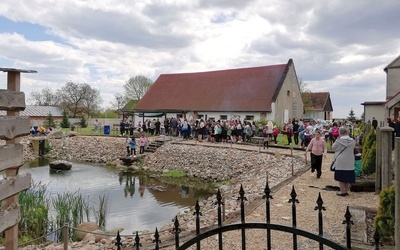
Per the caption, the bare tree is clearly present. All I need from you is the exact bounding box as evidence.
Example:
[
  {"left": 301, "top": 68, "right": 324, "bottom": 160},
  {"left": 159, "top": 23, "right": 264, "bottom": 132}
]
[
  {"left": 81, "top": 84, "right": 102, "bottom": 118},
  {"left": 28, "top": 87, "right": 59, "bottom": 106},
  {"left": 57, "top": 82, "right": 101, "bottom": 118},
  {"left": 123, "top": 75, "right": 153, "bottom": 100},
  {"left": 110, "top": 93, "right": 127, "bottom": 111}
]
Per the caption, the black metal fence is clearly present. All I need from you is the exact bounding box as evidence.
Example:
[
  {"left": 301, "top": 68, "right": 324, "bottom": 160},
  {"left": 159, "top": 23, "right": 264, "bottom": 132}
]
[{"left": 114, "top": 183, "right": 381, "bottom": 249}]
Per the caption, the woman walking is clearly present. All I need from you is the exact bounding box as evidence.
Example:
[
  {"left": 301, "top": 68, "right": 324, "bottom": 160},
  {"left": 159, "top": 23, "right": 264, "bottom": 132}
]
[
  {"left": 332, "top": 126, "right": 355, "bottom": 196},
  {"left": 304, "top": 129, "right": 327, "bottom": 178}
]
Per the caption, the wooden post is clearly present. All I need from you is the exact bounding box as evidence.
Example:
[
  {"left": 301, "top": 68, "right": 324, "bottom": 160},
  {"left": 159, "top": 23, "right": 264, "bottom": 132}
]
[
  {"left": 380, "top": 127, "right": 393, "bottom": 189},
  {"left": 63, "top": 223, "right": 69, "bottom": 250},
  {"left": 4, "top": 71, "right": 21, "bottom": 250},
  {"left": 395, "top": 138, "right": 400, "bottom": 250},
  {"left": 1, "top": 68, "right": 35, "bottom": 250},
  {"left": 375, "top": 127, "right": 382, "bottom": 194}
]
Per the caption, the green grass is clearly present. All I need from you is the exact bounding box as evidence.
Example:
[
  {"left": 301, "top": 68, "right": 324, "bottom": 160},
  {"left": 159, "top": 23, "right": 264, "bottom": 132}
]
[
  {"left": 163, "top": 169, "right": 186, "bottom": 178},
  {"left": 275, "top": 134, "right": 333, "bottom": 150}
]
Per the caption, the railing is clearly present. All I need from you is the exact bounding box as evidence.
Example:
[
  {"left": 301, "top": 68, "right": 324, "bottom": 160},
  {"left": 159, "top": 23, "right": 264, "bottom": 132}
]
[{"left": 18, "top": 183, "right": 382, "bottom": 250}]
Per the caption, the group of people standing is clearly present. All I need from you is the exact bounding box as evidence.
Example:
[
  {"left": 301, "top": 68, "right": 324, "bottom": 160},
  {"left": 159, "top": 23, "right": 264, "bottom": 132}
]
[{"left": 125, "top": 133, "right": 148, "bottom": 157}]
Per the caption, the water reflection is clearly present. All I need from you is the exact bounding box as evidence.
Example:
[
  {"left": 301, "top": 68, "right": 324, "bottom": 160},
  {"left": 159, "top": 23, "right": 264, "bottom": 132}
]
[{"left": 21, "top": 159, "right": 214, "bottom": 232}]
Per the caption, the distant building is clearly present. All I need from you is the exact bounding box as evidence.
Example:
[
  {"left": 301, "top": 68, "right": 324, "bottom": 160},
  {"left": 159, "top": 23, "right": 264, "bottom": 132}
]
[
  {"left": 0, "top": 105, "right": 63, "bottom": 126},
  {"left": 301, "top": 92, "right": 333, "bottom": 121},
  {"left": 134, "top": 59, "right": 304, "bottom": 125},
  {"left": 362, "top": 55, "right": 400, "bottom": 126}
]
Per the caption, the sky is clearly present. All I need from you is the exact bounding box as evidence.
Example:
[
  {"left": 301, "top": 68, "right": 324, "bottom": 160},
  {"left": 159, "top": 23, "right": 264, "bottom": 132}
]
[{"left": 0, "top": 0, "right": 399, "bottom": 119}]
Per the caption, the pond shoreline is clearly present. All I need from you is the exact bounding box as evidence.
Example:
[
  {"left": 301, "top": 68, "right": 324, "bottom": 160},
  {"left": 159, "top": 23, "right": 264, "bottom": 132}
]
[{"left": 17, "top": 135, "right": 307, "bottom": 248}]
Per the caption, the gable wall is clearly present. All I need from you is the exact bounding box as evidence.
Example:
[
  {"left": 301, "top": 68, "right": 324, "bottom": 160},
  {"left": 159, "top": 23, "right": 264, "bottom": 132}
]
[
  {"left": 274, "top": 64, "right": 304, "bottom": 125},
  {"left": 387, "top": 67, "right": 400, "bottom": 100}
]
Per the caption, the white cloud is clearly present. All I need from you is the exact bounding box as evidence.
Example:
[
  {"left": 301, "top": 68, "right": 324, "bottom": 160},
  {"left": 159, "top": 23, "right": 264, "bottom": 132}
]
[{"left": 0, "top": 0, "right": 399, "bottom": 119}]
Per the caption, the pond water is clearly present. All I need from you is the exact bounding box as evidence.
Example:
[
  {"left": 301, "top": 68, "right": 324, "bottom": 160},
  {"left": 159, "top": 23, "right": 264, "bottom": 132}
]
[{"left": 20, "top": 158, "right": 214, "bottom": 234}]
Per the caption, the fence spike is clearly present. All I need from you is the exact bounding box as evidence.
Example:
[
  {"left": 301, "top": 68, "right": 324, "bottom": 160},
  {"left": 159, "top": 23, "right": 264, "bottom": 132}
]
[
  {"left": 194, "top": 199, "right": 202, "bottom": 216},
  {"left": 154, "top": 227, "right": 161, "bottom": 249},
  {"left": 373, "top": 229, "right": 380, "bottom": 249},
  {"left": 314, "top": 192, "right": 326, "bottom": 211},
  {"left": 288, "top": 185, "right": 299, "bottom": 204},
  {"left": 263, "top": 181, "right": 273, "bottom": 200},
  {"left": 237, "top": 184, "right": 247, "bottom": 202},
  {"left": 134, "top": 231, "right": 141, "bottom": 249},
  {"left": 342, "top": 206, "right": 354, "bottom": 249},
  {"left": 115, "top": 231, "right": 122, "bottom": 250}
]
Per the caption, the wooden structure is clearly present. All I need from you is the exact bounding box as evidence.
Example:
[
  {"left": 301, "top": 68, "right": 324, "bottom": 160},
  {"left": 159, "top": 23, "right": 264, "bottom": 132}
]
[{"left": 0, "top": 68, "right": 36, "bottom": 249}]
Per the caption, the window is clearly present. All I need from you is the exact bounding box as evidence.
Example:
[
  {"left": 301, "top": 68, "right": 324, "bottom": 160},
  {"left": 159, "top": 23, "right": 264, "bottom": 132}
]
[
  {"left": 220, "top": 115, "right": 227, "bottom": 120},
  {"left": 287, "top": 90, "right": 290, "bottom": 96},
  {"left": 292, "top": 99, "right": 298, "bottom": 118},
  {"left": 245, "top": 115, "right": 254, "bottom": 121},
  {"left": 177, "top": 114, "right": 183, "bottom": 119}
]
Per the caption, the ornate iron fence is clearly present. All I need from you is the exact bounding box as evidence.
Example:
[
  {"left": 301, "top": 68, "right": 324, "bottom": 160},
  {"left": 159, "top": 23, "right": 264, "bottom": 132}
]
[{"left": 113, "top": 183, "right": 381, "bottom": 249}]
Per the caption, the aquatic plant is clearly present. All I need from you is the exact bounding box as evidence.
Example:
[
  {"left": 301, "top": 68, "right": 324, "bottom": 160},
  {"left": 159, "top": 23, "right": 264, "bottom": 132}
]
[{"left": 18, "top": 182, "right": 51, "bottom": 242}]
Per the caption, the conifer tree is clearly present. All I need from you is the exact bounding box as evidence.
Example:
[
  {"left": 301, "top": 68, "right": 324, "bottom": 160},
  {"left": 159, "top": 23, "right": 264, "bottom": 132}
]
[{"left": 60, "top": 111, "right": 70, "bottom": 128}]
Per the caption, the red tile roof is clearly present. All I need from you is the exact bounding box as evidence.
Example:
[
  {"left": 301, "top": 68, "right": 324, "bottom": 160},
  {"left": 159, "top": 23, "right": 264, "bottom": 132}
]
[{"left": 135, "top": 60, "right": 292, "bottom": 112}]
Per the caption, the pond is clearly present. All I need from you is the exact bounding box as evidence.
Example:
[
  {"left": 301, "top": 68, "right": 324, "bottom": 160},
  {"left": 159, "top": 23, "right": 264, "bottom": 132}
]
[{"left": 20, "top": 158, "right": 214, "bottom": 234}]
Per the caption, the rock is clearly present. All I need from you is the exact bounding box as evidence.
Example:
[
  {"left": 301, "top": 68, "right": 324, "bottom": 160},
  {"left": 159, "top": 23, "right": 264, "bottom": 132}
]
[
  {"left": 76, "top": 222, "right": 101, "bottom": 241},
  {"left": 49, "top": 160, "right": 72, "bottom": 170}
]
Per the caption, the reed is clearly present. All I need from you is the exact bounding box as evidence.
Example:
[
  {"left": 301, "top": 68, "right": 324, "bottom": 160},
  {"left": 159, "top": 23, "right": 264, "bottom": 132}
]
[
  {"left": 50, "top": 190, "right": 92, "bottom": 241},
  {"left": 18, "top": 182, "right": 50, "bottom": 242},
  {"left": 95, "top": 194, "right": 110, "bottom": 230}
]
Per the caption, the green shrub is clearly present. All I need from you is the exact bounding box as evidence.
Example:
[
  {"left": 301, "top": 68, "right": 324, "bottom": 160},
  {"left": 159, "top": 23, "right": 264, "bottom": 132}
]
[
  {"left": 59, "top": 111, "right": 70, "bottom": 128},
  {"left": 79, "top": 117, "right": 87, "bottom": 128},
  {"left": 361, "top": 129, "right": 376, "bottom": 174},
  {"left": 374, "top": 185, "right": 395, "bottom": 244}
]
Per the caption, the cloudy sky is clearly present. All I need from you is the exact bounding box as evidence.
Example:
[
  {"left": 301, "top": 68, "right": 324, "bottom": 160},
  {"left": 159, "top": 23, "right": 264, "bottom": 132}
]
[{"left": 0, "top": 0, "right": 399, "bottom": 119}]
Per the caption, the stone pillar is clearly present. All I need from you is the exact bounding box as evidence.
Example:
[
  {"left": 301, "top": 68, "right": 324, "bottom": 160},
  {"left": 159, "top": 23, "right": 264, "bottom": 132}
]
[
  {"left": 395, "top": 138, "right": 400, "bottom": 250},
  {"left": 365, "top": 123, "right": 372, "bottom": 136},
  {"left": 380, "top": 127, "right": 394, "bottom": 189},
  {"left": 375, "top": 127, "right": 382, "bottom": 194}
]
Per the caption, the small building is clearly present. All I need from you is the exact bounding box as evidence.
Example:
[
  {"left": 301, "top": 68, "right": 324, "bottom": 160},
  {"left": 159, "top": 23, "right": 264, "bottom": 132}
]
[
  {"left": 362, "top": 54, "right": 400, "bottom": 125},
  {"left": 0, "top": 105, "right": 64, "bottom": 126},
  {"left": 301, "top": 92, "right": 333, "bottom": 121},
  {"left": 134, "top": 59, "right": 304, "bottom": 125}
]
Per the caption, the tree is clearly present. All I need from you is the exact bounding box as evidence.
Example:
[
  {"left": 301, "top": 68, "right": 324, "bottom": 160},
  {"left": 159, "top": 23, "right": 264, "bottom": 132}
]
[
  {"left": 123, "top": 75, "right": 153, "bottom": 101},
  {"left": 44, "top": 113, "right": 56, "bottom": 128},
  {"left": 28, "top": 87, "right": 59, "bottom": 106},
  {"left": 81, "top": 84, "right": 102, "bottom": 118},
  {"left": 57, "top": 82, "right": 101, "bottom": 118},
  {"left": 60, "top": 111, "right": 70, "bottom": 128},
  {"left": 110, "top": 93, "right": 127, "bottom": 111},
  {"left": 298, "top": 78, "right": 310, "bottom": 93},
  {"left": 79, "top": 117, "right": 87, "bottom": 128},
  {"left": 347, "top": 108, "right": 356, "bottom": 122}
]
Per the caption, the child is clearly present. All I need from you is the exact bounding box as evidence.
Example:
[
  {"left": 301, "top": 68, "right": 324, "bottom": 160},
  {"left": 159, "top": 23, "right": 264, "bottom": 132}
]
[
  {"left": 354, "top": 147, "right": 362, "bottom": 177},
  {"left": 125, "top": 134, "right": 132, "bottom": 156},
  {"left": 130, "top": 137, "right": 137, "bottom": 157},
  {"left": 272, "top": 126, "right": 279, "bottom": 144},
  {"left": 139, "top": 133, "right": 147, "bottom": 155},
  {"left": 304, "top": 130, "right": 327, "bottom": 178}
]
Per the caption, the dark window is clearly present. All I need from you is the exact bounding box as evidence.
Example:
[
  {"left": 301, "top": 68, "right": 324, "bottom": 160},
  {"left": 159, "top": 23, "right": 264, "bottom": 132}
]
[
  {"left": 220, "top": 115, "right": 227, "bottom": 120},
  {"left": 245, "top": 115, "right": 254, "bottom": 121}
]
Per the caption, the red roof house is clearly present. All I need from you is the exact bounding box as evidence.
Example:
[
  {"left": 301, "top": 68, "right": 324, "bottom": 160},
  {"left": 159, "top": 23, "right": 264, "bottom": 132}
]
[
  {"left": 301, "top": 92, "right": 333, "bottom": 121},
  {"left": 135, "top": 59, "right": 304, "bottom": 125}
]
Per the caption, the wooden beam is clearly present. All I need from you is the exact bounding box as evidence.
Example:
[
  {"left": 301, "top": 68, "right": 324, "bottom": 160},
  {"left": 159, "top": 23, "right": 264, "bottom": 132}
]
[
  {"left": 0, "top": 203, "right": 20, "bottom": 233},
  {"left": 0, "top": 117, "right": 30, "bottom": 140},
  {"left": 0, "top": 90, "right": 25, "bottom": 111},
  {"left": 0, "top": 144, "right": 24, "bottom": 171},
  {"left": 0, "top": 173, "right": 31, "bottom": 201}
]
